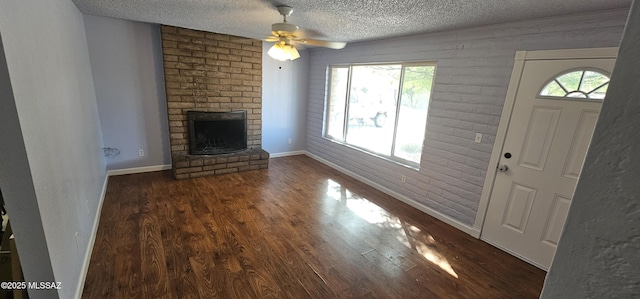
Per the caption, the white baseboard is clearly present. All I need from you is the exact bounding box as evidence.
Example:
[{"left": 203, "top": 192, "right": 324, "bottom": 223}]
[
  {"left": 77, "top": 165, "right": 169, "bottom": 296},
  {"left": 75, "top": 173, "right": 109, "bottom": 299},
  {"left": 269, "top": 150, "right": 306, "bottom": 158},
  {"left": 304, "top": 151, "right": 481, "bottom": 238},
  {"left": 107, "top": 164, "right": 172, "bottom": 176}
]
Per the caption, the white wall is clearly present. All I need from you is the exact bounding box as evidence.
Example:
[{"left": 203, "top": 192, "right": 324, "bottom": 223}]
[
  {"left": 541, "top": 3, "right": 640, "bottom": 298},
  {"left": 0, "top": 34, "right": 57, "bottom": 299},
  {"left": 0, "top": 0, "right": 106, "bottom": 298},
  {"left": 84, "top": 15, "right": 171, "bottom": 170},
  {"left": 262, "top": 43, "right": 309, "bottom": 155},
  {"left": 305, "top": 10, "right": 628, "bottom": 228}
]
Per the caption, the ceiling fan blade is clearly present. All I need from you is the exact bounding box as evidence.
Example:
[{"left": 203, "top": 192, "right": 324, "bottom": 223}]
[
  {"left": 294, "top": 28, "right": 325, "bottom": 39},
  {"left": 290, "top": 40, "right": 307, "bottom": 50},
  {"left": 266, "top": 5, "right": 344, "bottom": 53},
  {"left": 300, "top": 38, "right": 346, "bottom": 50}
]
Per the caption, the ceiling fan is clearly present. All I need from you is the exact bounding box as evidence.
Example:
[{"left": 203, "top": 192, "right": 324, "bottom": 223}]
[{"left": 265, "top": 5, "right": 347, "bottom": 61}]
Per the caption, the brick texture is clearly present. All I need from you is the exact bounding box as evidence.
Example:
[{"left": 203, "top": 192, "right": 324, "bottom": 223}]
[
  {"left": 161, "top": 25, "right": 268, "bottom": 179},
  {"left": 304, "top": 10, "right": 627, "bottom": 226}
]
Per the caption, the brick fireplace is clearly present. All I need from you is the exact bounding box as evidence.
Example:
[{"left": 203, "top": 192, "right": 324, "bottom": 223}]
[{"left": 161, "top": 25, "right": 269, "bottom": 179}]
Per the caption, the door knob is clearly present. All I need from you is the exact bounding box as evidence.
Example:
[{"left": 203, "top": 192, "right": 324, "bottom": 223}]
[{"left": 498, "top": 164, "right": 509, "bottom": 172}]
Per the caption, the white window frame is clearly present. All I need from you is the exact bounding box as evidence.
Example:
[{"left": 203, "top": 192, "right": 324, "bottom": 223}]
[
  {"left": 323, "top": 62, "right": 437, "bottom": 169},
  {"left": 537, "top": 67, "right": 611, "bottom": 101}
]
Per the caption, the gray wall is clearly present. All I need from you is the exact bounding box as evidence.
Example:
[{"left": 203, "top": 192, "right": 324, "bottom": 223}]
[
  {"left": 84, "top": 15, "right": 171, "bottom": 170},
  {"left": 262, "top": 43, "right": 309, "bottom": 155},
  {"left": 0, "top": 0, "right": 107, "bottom": 298},
  {"left": 541, "top": 4, "right": 640, "bottom": 298},
  {"left": 84, "top": 16, "right": 309, "bottom": 168},
  {"left": 305, "top": 10, "right": 628, "bottom": 227}
]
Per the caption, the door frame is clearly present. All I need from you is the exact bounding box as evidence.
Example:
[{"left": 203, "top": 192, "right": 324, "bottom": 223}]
[{"left": 474, "top": 47, "right": 619, "bottom": 234}]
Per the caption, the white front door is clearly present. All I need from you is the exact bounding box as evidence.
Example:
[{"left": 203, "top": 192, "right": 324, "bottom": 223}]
[{"left": 481, "top": 54, "right": 615, "bottom": 270}]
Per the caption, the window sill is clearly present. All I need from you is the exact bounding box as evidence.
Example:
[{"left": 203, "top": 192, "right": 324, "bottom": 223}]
[{"left": 322, "top": 136, "right": 421, "bottom": 171}]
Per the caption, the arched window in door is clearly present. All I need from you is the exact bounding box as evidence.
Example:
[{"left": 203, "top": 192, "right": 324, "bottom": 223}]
[{"left": 539, "top": 69, "right": 610, "bottom": 100}]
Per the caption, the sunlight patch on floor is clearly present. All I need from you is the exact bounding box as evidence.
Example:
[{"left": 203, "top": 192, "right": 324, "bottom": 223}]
[{"left": 326, "top": 179, "right": 459, "bottom": 278}]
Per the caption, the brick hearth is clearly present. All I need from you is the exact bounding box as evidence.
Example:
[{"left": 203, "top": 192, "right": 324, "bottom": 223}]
[{"left": 161, "top": 25, "right": 268, "bottom": 179}]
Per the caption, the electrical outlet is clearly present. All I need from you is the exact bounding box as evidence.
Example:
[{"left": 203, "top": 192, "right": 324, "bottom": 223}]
[
  {"left": 75, "top": 232, "right": 80, "bottom": 251},
  {"left": 288, "top": 138, "right": 292, "bottom": 144},
  {"left": 401, "top": 175, "right": 406, "bottom": 183},
  {"left": 475, "top": 133, "right": 483, "bottom": 143},
  {"left": 138, "top": 149, "right": 144, "bottom": 157}
]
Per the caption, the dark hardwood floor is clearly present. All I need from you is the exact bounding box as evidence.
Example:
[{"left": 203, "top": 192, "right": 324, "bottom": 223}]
[{"left": 82, "top": 155, "right": 545, "bottom": 298}]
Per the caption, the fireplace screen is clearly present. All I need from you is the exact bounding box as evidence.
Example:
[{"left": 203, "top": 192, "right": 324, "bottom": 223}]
[{"left": 187, "top": 111, "right": 247, "bottom": 155}]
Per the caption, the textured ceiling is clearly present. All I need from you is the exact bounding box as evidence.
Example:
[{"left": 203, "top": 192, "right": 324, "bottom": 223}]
[{"left": 73, "top": 0, "right": 631, "bottom": 44}]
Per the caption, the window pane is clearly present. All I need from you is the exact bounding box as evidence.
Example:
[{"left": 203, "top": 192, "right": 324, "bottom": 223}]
[
  {"left": 580, "top": 71, "right": 609, "bottom": 93},
  {"left": 589, "top": 83, "right": 608, "bottom": 99},
  {"left": 346, "top": 65, "right": 401, "bottom": 155},
  {"left": 394, "top": 66, "right": 434, "bottom": 163},
  {"left": 326, "top": 67, "right": 349, "bottom": 140},
  {"left": 556, "top": 71, "right": 582, "bottom": 92},
  {"left": 566, "top": 91, "right": 588, "bottom": 98},
  {"left": 540, "top": 81, "right": 566, "bottom": 97}
]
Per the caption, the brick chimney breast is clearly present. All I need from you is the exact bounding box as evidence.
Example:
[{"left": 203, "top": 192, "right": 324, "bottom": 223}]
[{"left": 161, "top": 25, "right": 268, "bottom": 179}]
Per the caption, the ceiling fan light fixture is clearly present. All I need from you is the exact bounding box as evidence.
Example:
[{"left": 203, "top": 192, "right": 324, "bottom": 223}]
[
  {"left": 268, "top": 42, "right": 300, "bottom": 61},
  {"left": 265, "top": 5, "right": 346, "bottom": 60}
]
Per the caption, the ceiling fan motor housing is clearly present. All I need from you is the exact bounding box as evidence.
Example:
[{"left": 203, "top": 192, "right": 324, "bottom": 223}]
[
  {"left": 272, "top": 22, "right": 298, "bottom": 34},
  {"left": 277, "top": 5, "right": 294, "bottom": 17}
]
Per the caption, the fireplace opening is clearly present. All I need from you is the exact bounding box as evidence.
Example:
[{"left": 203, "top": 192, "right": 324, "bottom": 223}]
[{"left": 187, "top": 111, "right": 247, "bottom": 155}]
